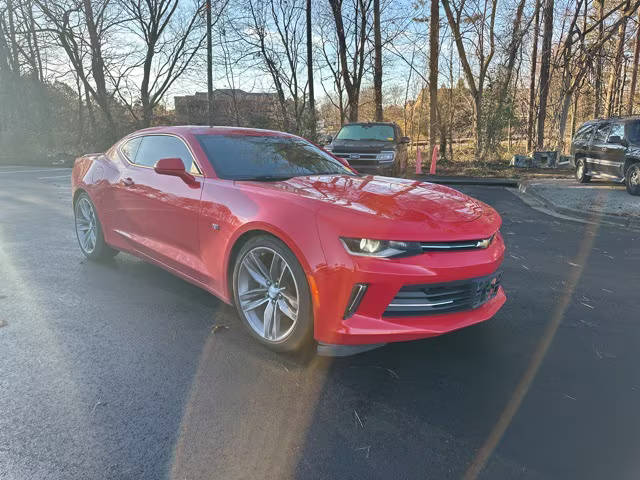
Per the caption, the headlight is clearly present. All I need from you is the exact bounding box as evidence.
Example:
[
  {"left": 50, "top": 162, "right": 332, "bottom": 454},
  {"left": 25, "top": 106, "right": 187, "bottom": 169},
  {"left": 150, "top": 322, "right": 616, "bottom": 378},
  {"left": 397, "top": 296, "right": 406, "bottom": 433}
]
[
  {"left": 340, "top": 237, "right": 421, "bottom": 258},
  {"left": 376, "top": 151, "right": 395, "bottom": 162}
]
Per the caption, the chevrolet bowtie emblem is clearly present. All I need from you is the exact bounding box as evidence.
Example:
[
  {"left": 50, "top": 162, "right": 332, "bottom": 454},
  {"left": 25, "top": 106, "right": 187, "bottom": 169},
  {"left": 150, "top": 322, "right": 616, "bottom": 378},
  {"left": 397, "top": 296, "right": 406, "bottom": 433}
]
[{"left": 476, "top": 237, "right": 491, "bottom": 248}]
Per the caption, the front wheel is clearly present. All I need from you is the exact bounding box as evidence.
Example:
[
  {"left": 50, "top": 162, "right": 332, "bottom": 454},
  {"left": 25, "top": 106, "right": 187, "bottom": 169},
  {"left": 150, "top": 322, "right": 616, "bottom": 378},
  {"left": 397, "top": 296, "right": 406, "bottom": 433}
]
[
  {"left": 232, "top": 235, "right": 313, "bottom": 352},
  {"left": 74, "top": 192, "right": 118, "bottom": 260},
  {"left": 575, "top": 158, "right": 590, "bottom": 183},
  {"left": 626, "top": 163, "right": 640, "bottom": 195}
]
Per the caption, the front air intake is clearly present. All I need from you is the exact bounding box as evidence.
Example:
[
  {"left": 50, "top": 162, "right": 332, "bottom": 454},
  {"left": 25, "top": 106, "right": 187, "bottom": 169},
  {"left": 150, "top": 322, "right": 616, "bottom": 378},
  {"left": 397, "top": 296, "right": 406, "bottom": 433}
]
[{"left": 343, "top": 283, "right": 368, "bottom": 319}]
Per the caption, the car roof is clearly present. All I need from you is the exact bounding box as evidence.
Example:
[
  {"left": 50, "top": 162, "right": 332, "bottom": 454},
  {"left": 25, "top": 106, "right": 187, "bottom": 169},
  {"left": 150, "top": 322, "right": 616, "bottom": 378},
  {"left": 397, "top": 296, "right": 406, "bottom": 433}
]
[
  {"left": 129, "top": 125, "right": 299, "bottom": 138},
  {"left": 341, "top": 122, "right": 398, "bottom": 127},
  {"left": 592, "top": 116, "right": 640, "bottom": 124}
]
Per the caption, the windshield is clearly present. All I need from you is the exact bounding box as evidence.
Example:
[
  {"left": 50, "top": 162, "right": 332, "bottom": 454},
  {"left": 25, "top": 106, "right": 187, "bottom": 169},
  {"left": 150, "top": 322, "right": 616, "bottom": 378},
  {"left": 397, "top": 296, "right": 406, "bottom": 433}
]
[
  {"left": 196, "top": 134, "right": 355, "bottom": 180},
  {"left": 625, "top": 120, "right": 640, "bottom": 143},
  {"left": 335, "top": 124, "right": 395, "bottom": 142}
]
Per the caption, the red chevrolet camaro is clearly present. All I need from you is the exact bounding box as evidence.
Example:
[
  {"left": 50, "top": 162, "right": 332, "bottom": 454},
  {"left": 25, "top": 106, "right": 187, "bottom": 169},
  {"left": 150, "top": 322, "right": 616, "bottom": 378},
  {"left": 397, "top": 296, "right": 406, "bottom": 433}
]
[{"left": 72, "top": 126, "right": 505, "bottom": 355}]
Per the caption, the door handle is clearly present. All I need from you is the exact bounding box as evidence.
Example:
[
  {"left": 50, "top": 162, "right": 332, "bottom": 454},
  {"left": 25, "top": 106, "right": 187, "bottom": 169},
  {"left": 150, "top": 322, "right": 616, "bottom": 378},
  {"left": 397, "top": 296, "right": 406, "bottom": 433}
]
[{"left": 122, "top": 177, "right": 134, "bottom": 186}]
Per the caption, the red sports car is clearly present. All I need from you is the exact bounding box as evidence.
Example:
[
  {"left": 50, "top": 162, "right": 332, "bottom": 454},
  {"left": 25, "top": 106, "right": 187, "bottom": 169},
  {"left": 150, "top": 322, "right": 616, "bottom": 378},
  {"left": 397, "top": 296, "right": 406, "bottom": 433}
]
[{"left": 72, "top": 126, "right": 505, "bottom": 355}]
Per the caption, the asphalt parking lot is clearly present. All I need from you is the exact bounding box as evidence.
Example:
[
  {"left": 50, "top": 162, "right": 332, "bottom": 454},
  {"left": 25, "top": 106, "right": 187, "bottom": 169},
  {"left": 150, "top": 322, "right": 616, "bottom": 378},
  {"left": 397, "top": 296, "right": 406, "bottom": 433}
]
[{"left": 1, "top": 166, "right": 639, "bottom": 480}]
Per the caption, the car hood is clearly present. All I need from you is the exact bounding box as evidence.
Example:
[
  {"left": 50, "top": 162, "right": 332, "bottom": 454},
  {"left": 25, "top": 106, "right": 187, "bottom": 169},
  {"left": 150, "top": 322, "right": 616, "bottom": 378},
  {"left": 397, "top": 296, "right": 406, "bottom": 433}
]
[
  {"left": 243, "top": 175, "right": 500, "bottom": 240},
  {"left": 330, "top": 139, "right": 395, "bottom": 153}
]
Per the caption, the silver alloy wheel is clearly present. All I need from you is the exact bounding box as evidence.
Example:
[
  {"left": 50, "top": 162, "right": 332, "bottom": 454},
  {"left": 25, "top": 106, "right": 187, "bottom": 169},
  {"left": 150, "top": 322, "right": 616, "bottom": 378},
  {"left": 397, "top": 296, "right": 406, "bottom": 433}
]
[
  {"left": 75, "top": 197, "right": 97, "bottom": 254},
  {"left": 577, "top": 161, "right": 584, "bottom": 179},
  {"left": 237, "top": 246, "right": 299, "bottom": 342},
  {"left": 630, "top": 166, "right": 640, "bottom": 186}
]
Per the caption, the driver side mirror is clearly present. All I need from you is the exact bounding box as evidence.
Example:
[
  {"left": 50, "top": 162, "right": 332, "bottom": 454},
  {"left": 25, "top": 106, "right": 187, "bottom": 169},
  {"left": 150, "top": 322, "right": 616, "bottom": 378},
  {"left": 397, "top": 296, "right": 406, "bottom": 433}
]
[
  {"left": 400, "top": 136, "right": 411, "bottom": 144},
  {"left": 154, "top": 158, "right": 199, "bottom": 188},
  {"left": 608, "top": 135, "right": 627, "bottom": 146}
]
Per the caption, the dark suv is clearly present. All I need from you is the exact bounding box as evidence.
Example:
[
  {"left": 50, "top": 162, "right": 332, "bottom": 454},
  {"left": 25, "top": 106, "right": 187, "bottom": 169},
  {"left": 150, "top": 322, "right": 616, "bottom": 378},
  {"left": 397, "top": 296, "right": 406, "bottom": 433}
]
[
  {"left": 324, "top": 122, "right": 410, "bottom": 176},
  {"left": 570, "top": 116, "right": 640, "bottom": 195}
]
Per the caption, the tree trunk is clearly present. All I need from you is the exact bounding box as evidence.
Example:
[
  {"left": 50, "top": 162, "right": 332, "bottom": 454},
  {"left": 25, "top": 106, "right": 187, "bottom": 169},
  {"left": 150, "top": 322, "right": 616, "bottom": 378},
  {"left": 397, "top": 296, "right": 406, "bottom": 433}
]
[
  {"left": 606, "top": 0, "right": 630, "bottom": 117},
  {"left": 306, "top": 0, "right": 316, "bottom": 139},
  {"left": 594, "top": 0, "right": 605, "bottom": 117},
  {"left": 628, "top": 10, "right": 640, "bottom": 115},
  {"left": 6, "top": 0, "right": 19, "bottom": 72},
  {"left": 428, "top": 0, "right": 439, "bottom": 159},
  {"left": 329, "top": 0, "right": 360, "bottom": 122},
  {"left": 571, "top": 92, "right": 578, "bottom": 139},
  {"left": 557, "top": 91, "right": 572, "bottom": 154},
  {"left": 527, "top": 0, "right": 541, "bottom": 152},
  {"left": 536, "top": 0, "right": 554, "bottom": 149},
  {"left": 373, "top": 0, "right": 383, "bottom": 121},
  {"left": 82, "top": 0, "right": 116, "bottom": 138},
  {"left": 206, "top": 0, "right": 214, "bottom": 126},
  {"left": 473, "top": 95, "right": 483, "bottom": 158}
]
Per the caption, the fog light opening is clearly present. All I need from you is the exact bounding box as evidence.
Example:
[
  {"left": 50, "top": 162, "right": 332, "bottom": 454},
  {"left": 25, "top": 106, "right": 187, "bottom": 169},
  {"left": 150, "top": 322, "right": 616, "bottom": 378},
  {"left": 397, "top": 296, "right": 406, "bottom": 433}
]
[{"left": 344, "top": 283, "right": 368, "bottom": 319}]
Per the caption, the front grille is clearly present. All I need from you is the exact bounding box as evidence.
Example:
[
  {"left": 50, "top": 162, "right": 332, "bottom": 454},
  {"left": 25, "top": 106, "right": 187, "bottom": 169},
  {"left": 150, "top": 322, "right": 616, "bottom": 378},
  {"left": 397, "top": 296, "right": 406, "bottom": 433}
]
[
  {"left": 383, "top": 271, "right": 502, "bottom": 317},
  {"left": 420, "top": 235, "right": 495, "bottom": 252},
  {"left": 334, "top": 152, "right": 379, "bottom": 166}
]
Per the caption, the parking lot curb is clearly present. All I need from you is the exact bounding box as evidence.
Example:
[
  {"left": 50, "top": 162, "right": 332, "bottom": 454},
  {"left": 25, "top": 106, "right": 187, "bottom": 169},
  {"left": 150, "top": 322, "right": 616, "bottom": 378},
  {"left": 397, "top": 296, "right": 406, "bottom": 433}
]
[
  {"left": 517, "top": 180, "right": 640, "bottom": 231},
  {"left": 416, "top": 175, "right": 519, "bottom": 187}
]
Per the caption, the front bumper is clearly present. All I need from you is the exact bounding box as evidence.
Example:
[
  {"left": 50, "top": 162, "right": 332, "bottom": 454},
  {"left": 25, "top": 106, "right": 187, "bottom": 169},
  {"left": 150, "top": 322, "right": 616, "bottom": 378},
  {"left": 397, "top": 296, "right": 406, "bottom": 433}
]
[
  {"left": 311, "top": 233, "right": 506, "bottom": 345},
  {"left": 353, "top": 163, "right": 394, "bottom": 175}
]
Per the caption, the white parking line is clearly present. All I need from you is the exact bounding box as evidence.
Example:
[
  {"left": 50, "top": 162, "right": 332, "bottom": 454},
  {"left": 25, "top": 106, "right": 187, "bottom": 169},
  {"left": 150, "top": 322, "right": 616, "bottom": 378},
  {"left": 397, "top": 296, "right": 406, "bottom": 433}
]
[
  {"left": 0, "top": 168, "right": 70, "bottom": 174},
  {"left": 38, "top": 174, "right": 72, "bottom": 179}
]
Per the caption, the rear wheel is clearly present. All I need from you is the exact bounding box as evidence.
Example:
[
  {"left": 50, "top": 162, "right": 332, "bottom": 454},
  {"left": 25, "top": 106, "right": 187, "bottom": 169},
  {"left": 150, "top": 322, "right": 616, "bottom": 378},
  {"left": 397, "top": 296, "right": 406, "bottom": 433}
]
[
  {"left": 575, "top": 158, "right": 590, "bottom": 183},
  {"left": 626, "top": 163, "right": 640, "bottom": 195},
  {"left": 74, "top": 192, "right": 118, "bottom": 260},
  {"left": 232, "top": 235, "right": 313, "bottom": 352}
]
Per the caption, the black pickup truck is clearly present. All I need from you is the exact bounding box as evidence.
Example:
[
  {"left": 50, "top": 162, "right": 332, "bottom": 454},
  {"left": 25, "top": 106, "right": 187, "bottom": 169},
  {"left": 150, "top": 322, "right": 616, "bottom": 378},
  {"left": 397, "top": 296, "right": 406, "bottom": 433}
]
[
  {"left": 324, "top": 122, "right": 410, "bottom": 176},
  {"left": 570, "top": 116, "right": 640, "bottom": 195}
]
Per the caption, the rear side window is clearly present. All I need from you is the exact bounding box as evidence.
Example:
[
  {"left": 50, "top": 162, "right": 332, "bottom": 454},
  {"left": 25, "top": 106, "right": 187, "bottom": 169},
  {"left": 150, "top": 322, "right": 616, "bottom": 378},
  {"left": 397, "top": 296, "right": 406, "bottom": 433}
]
[
  {"left": 574, "top": 124, "right": 595, "bottom": 142},
  {"left": 592, "top": 123, "right": 610, "bottom": 144},
  {"left": 120, "top": 137, "right": 142, "bottom": 162},
  {"left": 135, "top": 135, "right": 200, "bottom": 174}
]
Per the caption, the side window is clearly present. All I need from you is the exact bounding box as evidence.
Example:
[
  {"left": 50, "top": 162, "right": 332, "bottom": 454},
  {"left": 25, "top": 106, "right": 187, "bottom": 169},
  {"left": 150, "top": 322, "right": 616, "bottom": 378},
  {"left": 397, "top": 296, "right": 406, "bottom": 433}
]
[
  {"left": 608, "top": 123, "right": 624, "bottom": 141},
  {"left": 135, "top": 135, "right": 199, "bottom": 174},
  {"left": 592, "top": 123, "right": 610, "bottom": 144},
  {"left": 120, "top": 137, "right": 142, "bottom": 162},
  {"left": 575, "top": 124, "right": 594, "bottom": 142}
]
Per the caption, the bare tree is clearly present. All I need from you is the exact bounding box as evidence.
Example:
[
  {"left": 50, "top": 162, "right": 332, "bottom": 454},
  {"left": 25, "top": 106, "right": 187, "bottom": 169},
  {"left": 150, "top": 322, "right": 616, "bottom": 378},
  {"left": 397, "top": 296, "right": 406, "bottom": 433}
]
[
  {"left": 243, "top": 0, "right": 308, "bottom": 133},
  {"left": 329, "top": 0, "right": 373, "bottom": 122},
  {"left": 527, "top": 0, "right": 541, "bottom": 151},
  {"left": 118, "top": 0, "right": 209, "bottom": 127},
  {"left": 428, "top": 0, "right": 438, "bottom": 158},
  {"left": 536, "top": 0, "right": 554, "bottom": 148},
  {"left": 34, "top": 0, "right": 122, "bottom": 140},
  {"left": 628, "top": 9, "right": 640, "bottom": 114},
  {"left": 606, "top": 0, "right": 631, "bottom": 117},
  {"left": 441, "top": 0, "right": 498, "bottom": 159},
  {"left": 306, "top": 0, "right": 316, "bottom": 138},
  {"left": 372, "top": 0, "right": 382, "bottom": 121}
]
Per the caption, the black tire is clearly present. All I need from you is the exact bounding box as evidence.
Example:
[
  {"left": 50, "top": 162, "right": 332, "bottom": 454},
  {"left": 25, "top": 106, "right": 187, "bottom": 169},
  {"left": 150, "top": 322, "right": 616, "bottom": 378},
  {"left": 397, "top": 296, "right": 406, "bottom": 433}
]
[
  {"left": 74, "top": 192, "right": 118, "bottom": 260},
  {"left": 626, "top": 163, "right": 640, "bottom": 195},
  {"left": 575, "top": 158, "right": 591, "bottom": 183},
  {"left": 232, "top": 234, "right": 313, "bottom": 352}
]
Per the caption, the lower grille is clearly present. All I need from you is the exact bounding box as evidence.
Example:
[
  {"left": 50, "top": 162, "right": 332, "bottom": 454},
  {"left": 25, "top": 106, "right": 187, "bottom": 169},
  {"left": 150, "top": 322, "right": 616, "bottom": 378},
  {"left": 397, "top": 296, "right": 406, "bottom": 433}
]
[
  {"left": 383, "top": 271, "right": 502, "bottom": 317},
  {"left": 334, "top": 152, "right": 380, "bottom": 167}
]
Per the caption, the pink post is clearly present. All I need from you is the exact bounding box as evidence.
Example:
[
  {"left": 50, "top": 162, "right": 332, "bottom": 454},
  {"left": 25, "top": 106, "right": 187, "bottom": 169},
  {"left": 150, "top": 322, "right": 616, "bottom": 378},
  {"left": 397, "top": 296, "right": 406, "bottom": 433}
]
[
  {"left": 415, "top": 148, "right": 423, "bottom": 175},
  {"left": 430, "top": 145, "right": 439, "bottom": 175}
]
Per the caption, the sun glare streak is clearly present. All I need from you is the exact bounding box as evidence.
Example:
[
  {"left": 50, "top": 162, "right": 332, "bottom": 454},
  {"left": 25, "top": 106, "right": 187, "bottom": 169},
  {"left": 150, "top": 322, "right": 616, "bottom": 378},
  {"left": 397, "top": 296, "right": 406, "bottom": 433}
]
[
  {"left": 169, "top": 332, "right": 331, "bottom": 479},
  {"left": 0, "top": 225, "right": 106, "bottom": 470},
  {"left": 463, "top": 200, "right": 604, "bottom": 479}
]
